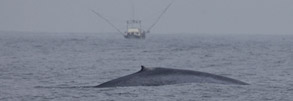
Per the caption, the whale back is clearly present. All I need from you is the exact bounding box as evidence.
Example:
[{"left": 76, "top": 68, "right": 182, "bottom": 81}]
[{"left": 96, "top": 66, "right": 248, "bottom": 88}]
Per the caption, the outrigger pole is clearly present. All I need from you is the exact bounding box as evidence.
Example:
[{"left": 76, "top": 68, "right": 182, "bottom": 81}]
[
  {"left": 91, "top": 1, "right": 174, "bottom": 37},
  {"left": 90, "top": 10, "right": 124, "bottom": 35},
  {"left": 147, "top": 1, "right": 174, "bottom": 33}
]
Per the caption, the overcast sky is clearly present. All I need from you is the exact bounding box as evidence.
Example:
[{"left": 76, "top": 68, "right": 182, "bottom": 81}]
[{"left": 0, "top": 0, "right": 292, "bottom": 34}]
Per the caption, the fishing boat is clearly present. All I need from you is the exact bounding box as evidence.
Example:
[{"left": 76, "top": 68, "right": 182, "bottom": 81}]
[
  {"left": 124, "top": 20, "right": 145, "bottom": 39},
  {"left": 91, "top": 1, "right": 173, "bottom": 39}
]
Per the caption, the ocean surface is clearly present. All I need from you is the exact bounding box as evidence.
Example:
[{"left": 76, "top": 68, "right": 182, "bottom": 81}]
[{"left": 0, "top": 31, "right": 293, "bottom": 101}]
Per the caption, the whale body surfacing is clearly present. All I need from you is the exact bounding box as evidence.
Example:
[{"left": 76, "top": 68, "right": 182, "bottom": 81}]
[{"left": 96, "top": 66, "right": 249, "bottom": 88}]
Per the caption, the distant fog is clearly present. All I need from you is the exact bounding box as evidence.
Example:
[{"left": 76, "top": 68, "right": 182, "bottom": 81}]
[{"left": 0, "top": 0, "right": 293, "bottom": 34}]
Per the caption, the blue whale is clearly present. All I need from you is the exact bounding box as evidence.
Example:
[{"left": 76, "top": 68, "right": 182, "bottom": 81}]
[{"left": 96, "top": 66, "right": 249, "bottom": 88}]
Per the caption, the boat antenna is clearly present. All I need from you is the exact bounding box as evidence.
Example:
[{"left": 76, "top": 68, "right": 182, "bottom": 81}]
[
  {"left": 90, "top": 9, "right": 124, "bottom": 35},
  {"left": 147, "top": 1, "right": 174, "bottom": 33}
]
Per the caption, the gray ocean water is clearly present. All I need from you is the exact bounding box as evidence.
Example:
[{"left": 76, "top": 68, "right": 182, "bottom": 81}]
[{"left": 0, "top": 31, "right": 293, "bottom": 101}]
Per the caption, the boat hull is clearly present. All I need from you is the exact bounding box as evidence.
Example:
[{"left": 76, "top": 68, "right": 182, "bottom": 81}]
[{"left": 124, "top": 34, "right": 145, "bottom": 39}]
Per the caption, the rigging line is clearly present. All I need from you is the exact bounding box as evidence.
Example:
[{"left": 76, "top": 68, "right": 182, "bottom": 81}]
[
  {"left": 90, "top": 9, "right": 124, "bottom": 35},
  {"left": 147, "top": 1, "right": 174, "bottom": 32}
]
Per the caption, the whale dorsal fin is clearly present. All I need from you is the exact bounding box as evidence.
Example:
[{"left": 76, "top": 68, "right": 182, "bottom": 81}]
[
  {"left": 139, "top": 65, "right": 157, "bottom": 72},
  {"left": 140, "top": 65, "right": 151, "bottom": 72},
  {"left": 141, "top": 65, "right": 146, "bottom": 71}
]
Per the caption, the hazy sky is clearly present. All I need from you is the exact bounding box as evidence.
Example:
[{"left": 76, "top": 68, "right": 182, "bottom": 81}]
[{"left": 0, "top": 0, "right": 292, "bottom": 34}]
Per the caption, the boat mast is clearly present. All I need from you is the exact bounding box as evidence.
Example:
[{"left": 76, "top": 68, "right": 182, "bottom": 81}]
[{"left": 131, "top": 0, "right": 135, "bottom": 20}]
